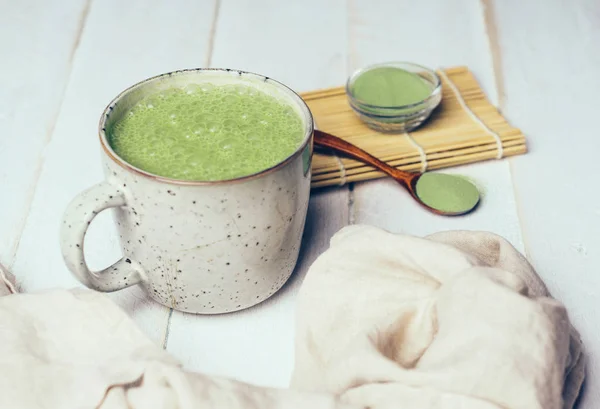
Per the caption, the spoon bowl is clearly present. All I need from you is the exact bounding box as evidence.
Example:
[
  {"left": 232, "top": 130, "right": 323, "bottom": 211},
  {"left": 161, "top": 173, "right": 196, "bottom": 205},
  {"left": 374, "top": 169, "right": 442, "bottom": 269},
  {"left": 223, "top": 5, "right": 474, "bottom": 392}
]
[{"left": 313, "top": 130, "right": 480, "bottom": 216}]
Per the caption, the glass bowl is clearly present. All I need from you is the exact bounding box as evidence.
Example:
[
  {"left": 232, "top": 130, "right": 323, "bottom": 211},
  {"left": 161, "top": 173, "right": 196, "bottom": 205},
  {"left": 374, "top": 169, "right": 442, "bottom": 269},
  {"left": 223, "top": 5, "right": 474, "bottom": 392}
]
[{"left": 346, "top": 62, "right": 442, "bottom": 133}]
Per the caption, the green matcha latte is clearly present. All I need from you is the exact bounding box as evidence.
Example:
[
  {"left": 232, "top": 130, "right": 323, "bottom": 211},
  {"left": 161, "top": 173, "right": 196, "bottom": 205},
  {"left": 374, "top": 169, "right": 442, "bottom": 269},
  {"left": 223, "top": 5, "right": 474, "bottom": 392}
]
[{"left": 107, "top": 81, "right": 305, "bottom": 181}]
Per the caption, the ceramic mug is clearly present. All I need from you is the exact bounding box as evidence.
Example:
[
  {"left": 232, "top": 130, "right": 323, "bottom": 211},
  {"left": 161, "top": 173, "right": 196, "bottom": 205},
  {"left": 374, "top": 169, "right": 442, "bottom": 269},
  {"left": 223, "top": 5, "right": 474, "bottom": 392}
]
[{"left": 60, "top": 69, "right": 314, "bottom": 314}]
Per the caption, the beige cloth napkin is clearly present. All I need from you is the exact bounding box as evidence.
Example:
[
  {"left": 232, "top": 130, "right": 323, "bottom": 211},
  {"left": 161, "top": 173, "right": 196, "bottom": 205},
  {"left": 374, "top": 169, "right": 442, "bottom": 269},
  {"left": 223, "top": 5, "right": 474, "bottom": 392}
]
[
  {"left": 292, "top": 226, "right": 584, "bottom": 409},
  {"left": 0, "top": 226, "right": 584, "bottom": 409}
]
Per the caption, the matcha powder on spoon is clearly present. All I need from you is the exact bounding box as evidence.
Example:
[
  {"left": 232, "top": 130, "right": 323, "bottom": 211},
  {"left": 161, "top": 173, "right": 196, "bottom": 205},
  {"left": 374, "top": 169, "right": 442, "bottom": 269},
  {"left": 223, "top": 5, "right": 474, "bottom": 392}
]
[{"left": 415, "top": 173, "right": 480, "bottom": 214}]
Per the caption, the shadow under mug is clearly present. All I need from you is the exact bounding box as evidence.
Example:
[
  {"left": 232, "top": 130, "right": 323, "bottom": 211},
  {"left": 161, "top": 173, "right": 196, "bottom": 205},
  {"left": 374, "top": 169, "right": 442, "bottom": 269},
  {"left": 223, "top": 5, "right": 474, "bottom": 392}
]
[{"left": 60, "top": 68, "right": 314, "bottom": 314}]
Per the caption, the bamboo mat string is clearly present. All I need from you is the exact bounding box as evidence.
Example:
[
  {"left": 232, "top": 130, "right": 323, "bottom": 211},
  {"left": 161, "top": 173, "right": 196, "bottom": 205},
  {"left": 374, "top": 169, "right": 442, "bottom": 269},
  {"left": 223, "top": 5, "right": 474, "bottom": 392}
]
[
  {"left": 438, "top": 68, "right": 504, "bottom": 159},
  {"left": 333, "top": 153, "right": 347, "bottom": 186},
  {"left": 404, "top": 131, "right": 428, "bottom": 172}
]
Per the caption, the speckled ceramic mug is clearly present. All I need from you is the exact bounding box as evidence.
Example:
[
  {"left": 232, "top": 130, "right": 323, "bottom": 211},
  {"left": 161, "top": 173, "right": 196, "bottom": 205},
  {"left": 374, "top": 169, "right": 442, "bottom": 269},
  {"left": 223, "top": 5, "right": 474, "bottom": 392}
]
[{"left": 60, "top": 69, "right": 313, "bottom": 314}]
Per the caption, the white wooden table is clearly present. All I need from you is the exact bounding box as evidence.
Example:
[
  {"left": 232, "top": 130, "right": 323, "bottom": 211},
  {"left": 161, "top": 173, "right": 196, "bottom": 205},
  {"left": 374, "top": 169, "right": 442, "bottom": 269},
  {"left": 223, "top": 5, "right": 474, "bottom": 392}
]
[{"left": 2, "top": 0, "right": 598, "bottom": 406}]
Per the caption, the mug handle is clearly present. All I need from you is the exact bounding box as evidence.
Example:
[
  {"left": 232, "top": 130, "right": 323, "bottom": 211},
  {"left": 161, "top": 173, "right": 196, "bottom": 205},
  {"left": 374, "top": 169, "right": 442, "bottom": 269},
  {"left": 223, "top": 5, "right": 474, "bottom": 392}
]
[{"left": 60, "top": 181, "right": 145, "bottom": 291}]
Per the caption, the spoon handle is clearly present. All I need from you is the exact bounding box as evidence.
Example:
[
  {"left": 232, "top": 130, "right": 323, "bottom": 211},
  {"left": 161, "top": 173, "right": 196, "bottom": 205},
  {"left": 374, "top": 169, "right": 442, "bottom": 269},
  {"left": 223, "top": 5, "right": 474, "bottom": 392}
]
[{"left": 313, "top": 130, "right": 415, "bottom": 186}]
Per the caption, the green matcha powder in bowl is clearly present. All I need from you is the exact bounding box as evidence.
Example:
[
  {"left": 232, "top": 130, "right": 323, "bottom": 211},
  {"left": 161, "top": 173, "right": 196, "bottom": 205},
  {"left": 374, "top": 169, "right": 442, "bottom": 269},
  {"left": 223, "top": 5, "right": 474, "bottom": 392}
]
[{"left": 346, "top": 62, "right": 442, "bottom": 133}]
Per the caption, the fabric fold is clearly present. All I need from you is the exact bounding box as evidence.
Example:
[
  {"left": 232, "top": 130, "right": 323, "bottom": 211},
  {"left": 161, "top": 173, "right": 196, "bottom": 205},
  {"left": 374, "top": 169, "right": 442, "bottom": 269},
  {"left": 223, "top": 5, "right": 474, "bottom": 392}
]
[
  {"left": 0, "top": 226, "right": 584, "bottom": 409},
  {"left": 291, "top": 226, "right": 585, "bottom": 409}
]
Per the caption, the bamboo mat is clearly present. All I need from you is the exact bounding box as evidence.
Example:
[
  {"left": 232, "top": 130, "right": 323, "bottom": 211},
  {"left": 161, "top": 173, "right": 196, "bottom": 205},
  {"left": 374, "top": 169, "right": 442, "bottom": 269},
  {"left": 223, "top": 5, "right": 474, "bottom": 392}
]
[{"left": 301, "top": 66, "right": 527, "bottom": 188}]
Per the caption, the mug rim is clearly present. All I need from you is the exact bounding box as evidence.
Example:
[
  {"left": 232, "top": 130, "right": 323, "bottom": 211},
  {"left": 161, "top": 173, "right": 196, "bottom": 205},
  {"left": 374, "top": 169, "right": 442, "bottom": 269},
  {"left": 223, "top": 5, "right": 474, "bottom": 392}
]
[{"left": 98, "top": 68, "right": 314, "bottom": 186}]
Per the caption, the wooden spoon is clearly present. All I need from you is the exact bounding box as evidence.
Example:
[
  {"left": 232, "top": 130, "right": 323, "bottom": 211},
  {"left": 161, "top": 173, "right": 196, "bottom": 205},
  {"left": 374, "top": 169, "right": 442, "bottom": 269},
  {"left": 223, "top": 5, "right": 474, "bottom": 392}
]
[{"left": 313, "top": 129, "right": 479, "bottom": 216}]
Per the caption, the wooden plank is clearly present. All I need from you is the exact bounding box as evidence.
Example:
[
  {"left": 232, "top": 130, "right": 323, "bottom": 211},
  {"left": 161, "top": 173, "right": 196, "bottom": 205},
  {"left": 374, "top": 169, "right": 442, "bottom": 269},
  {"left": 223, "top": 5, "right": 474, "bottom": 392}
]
[
  {"left": 0, "top": 0, "right": 89, "bottom": 266},
  {"left": 165, "top": 0, "right": 350, "bottom": 387},
  {"left": 347, "top": 0, "right": 499, "bottom": 102},
  {"left": 349, "top": 0, "right": 524, "bottom": 250},
  {"left": 10, "top": 0, "right": 218, "bottom": 345},
  {"left": 492, "top": 0, "right": 600, "bottom": 406},
  {"left": 353, "top": 161, "right": 524, "bottom": 251}
]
